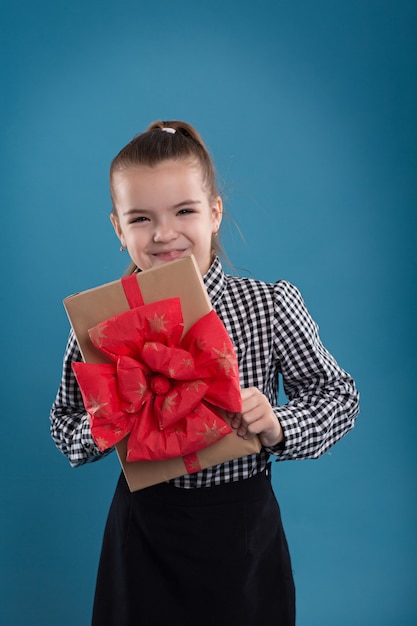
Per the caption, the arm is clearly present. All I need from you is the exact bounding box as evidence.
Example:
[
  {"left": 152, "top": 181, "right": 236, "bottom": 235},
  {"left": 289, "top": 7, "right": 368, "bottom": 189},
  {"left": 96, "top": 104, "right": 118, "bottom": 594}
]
[
  {"left": 49, "top": 329, "right": 113, "bottom": 467},
  {"left": 231, "top": 281, "right": 359, "bottom": 459},
  {"left": 270, "top": 280, "right": 359, "bottom": 460}
]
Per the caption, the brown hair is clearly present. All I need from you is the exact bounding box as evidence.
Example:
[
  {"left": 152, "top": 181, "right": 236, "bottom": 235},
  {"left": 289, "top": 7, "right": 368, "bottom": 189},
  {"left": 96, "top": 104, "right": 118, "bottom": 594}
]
[
  {"left": 110, "top": 120, "right": 224, "bottom": 273},
  {"left": 110, "top": 120, "right": 219, "bottom": 208}
]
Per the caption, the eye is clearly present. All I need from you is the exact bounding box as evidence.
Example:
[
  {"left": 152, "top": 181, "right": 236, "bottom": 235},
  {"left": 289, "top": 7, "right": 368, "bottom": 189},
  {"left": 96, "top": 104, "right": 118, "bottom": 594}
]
[
  {"left": 129, "top": 216, "right": 149, "bottom": 224},
  {"left": 177, "top": 208, "right": 194, "bottom": 216}
]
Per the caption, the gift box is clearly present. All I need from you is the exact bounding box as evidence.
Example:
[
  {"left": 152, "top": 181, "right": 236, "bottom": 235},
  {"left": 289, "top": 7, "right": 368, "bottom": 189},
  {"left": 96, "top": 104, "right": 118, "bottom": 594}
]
[{"left": 64, "top": 256, "right": 261, "bottom": 491}]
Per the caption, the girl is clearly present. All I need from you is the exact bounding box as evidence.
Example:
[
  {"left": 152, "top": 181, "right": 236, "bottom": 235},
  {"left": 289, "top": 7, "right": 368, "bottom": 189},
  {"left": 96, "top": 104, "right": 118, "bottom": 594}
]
[{"left": 50, "top": 120, "right": 359, "bottom": 626}]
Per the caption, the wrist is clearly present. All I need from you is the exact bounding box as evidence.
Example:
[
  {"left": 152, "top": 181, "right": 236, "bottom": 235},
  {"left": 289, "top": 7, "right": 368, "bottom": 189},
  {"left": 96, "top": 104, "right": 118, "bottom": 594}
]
[{"left": 260, "top": 421, "right": 284, "bottom": 448}]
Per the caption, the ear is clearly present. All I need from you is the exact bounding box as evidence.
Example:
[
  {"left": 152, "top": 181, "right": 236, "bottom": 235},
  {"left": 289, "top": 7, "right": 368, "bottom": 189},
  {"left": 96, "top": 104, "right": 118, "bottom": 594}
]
[
  {"left": 110, "top": 212, "right": 125, "bottom": 246},
  {"left": 212, "top": 196, "right": 223, "bottom": 234}
]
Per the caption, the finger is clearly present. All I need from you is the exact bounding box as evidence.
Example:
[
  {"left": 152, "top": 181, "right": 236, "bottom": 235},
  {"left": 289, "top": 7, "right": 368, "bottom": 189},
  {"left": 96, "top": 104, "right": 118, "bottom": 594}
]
[
  {"left": 240, "top": 387, "right": 257, "bottom": 404},
  {"left": 238, "top": 415, "right": 263, "bottom": 438},
  {"left": 241, "top": 399, "right": 268, "bottom": 425}
]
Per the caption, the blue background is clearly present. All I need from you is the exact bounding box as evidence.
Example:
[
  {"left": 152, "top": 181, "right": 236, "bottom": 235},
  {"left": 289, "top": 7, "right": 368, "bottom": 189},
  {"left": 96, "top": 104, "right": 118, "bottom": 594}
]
[{"left": 1, "top": 1, "right": 416, "bottom": 624}]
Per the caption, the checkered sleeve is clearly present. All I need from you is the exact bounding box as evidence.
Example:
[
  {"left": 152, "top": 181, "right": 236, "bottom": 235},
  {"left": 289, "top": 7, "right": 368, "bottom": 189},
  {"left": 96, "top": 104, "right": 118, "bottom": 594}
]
[
  {"left": 268, "top": 280, "right": 359, "bottom": 460},
  {"left": 49, "top": 329, "right": 113, "bottom": 467}
]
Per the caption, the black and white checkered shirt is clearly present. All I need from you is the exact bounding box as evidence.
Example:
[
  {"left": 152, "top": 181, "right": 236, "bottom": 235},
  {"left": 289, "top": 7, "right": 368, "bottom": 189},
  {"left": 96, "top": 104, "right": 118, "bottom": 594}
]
[{"left": 50, "top": 257, "right": 359, "bottom": 488}]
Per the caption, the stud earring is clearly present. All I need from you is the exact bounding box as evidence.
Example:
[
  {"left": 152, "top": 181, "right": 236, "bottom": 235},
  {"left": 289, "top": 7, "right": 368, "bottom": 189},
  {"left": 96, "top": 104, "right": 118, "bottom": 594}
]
[{"left": 120, "top": 244, "right": 127, "bottom": 252}]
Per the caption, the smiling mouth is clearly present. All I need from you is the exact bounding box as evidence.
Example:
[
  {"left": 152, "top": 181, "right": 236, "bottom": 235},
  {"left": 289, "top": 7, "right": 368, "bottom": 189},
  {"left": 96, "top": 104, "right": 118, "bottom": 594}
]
[{"left": 152, "top": 249, "right": 188, "bottom": 261}]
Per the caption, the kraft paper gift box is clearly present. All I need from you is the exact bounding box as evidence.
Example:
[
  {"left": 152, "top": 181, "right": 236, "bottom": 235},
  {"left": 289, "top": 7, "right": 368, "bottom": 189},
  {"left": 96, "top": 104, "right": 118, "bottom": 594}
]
[{"left": 64, "top": 255, "right": 261, "bottom": 491}]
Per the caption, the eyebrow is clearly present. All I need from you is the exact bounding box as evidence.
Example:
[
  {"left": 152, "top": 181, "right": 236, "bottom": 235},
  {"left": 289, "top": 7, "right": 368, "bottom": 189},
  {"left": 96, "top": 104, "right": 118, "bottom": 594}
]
[{"left": 122, "top": 200, "right": 202, "bottom": 216}]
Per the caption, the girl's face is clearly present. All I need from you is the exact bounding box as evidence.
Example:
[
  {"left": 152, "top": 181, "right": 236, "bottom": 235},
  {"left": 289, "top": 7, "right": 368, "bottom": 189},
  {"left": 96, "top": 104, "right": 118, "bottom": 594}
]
[{"left": 111, "top": 160, "right": 222, "bottom": 275}]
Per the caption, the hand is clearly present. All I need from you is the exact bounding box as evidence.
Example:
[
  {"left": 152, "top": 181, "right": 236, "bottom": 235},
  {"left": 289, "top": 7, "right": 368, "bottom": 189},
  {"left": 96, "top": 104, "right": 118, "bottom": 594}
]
[{"left": 230, "top": 387, "right": 284, "bottom": 448}]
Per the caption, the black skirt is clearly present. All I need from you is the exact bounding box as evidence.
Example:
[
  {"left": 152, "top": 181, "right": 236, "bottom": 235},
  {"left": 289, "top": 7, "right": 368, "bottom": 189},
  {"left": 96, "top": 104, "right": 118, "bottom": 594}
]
[{"left": 92, "top": 466, "right": 295, "bottom": 626}]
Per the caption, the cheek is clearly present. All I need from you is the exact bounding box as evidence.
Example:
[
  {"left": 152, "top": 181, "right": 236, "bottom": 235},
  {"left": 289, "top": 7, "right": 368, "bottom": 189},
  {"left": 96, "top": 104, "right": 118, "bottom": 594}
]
[
  {"left": 126, "top": 230, "right": 150, "bottom": 256},
  {"left": 126, "top": 233, "right": 144, "bottom": 250}
]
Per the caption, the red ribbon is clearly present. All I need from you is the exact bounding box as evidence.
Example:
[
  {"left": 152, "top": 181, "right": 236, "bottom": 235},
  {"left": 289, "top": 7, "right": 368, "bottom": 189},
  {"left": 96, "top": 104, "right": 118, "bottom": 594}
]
[{"left": 72, "top": 282, "right": 242, "bottom": 463}]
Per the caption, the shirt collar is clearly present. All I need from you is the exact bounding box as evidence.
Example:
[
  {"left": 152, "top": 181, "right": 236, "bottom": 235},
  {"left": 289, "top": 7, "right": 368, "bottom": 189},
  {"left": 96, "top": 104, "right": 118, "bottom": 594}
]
[{"left": 203, "top": 256, "right": 227, "bottom": 308}]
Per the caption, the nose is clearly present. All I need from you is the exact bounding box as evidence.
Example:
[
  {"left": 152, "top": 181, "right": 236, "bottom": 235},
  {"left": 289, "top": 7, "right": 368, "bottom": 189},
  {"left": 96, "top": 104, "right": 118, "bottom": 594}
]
[{"left": 153, "top": 218, "right": 178, "bottom": 243}]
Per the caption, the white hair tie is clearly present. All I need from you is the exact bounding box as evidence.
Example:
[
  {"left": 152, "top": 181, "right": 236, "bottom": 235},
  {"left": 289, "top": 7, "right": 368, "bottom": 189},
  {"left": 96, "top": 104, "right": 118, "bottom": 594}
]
[{"left": 161, "top": 127, "right": 176, "bottom": 134}]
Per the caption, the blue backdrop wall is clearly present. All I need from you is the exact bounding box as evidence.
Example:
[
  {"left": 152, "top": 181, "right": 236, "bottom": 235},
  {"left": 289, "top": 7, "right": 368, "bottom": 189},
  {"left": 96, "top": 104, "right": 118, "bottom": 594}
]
[{"left": 1, "top": 1, "right": 416, "bottom": 624}]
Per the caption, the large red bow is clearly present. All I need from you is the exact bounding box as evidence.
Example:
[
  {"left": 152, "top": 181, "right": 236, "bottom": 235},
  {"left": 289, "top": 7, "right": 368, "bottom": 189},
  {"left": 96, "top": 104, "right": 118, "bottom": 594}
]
[{"left": 72, "top": 297, "right": 242, "bottom": 462}]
